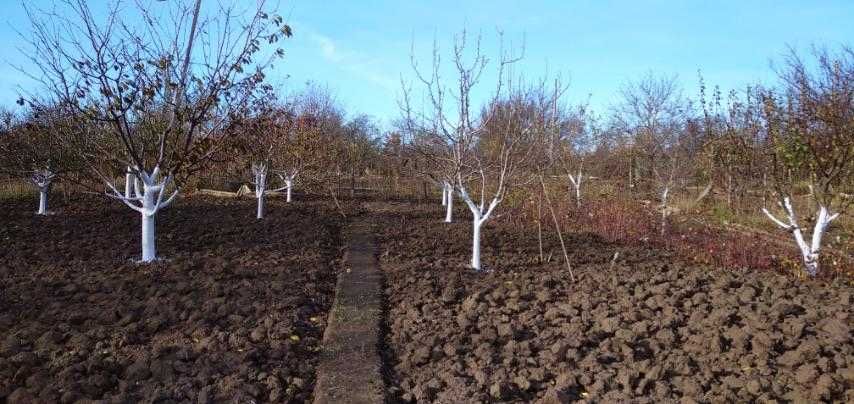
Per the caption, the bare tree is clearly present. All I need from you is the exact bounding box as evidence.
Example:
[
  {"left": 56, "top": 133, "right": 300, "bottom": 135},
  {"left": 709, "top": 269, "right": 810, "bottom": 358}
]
[
  {"left": 398, "top": 83, "right": 458, "bottom": 222},
  {"left": 229, "top": 91, "right": 295, "bottom": 219},
  {"left": 759, "top": 46, "right": 853, "bottom": 276},
  {"left": 615, "top": 72, "right": 687, "bottom": 235},
  {"left": 404, "top": 30, "right": 533, "bottom": 271},
  {"left": 555, "top": 101, "right": 596, "bottom": 209},
  {"left": 21, "top": 0, "right": 292, "bottom": 261},
  {"left": 527, "top": 78, "right": 576, "bottom": 280},
  {"left": 0, "top": 104, "right": 85, "bottom": 215}
]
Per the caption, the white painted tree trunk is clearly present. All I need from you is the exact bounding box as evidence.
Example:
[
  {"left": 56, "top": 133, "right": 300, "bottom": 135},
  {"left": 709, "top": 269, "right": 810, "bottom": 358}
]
[
  {"left": 762, "top": 197, "right": 839, "bottom": 276},
  {"left": 568, "top": 170, "right": 583, "bottom": 209},
  {"left": 444, "top": 184, "right": 454, "bottom": 223},
  {"left": 31, "top": 168, "right": 55, "bottom": 216},
  {"left": 471, "top": 216, "right": 483, "bottom": 270},
  {"left": 274, "top": 172, "right": 297, "bottom": 203},
  {"left": 256, "top": 193, "right": 266, "bottom": 219},
  {"left": 37, "top": 188, "right": 49, "bottom": 215},
  {"left": 141, "top": 189, "right": 157, "bottom": 262},
  {"left": 458, "top": 185, "right": 500, "bottom": 271},
  {"left": 253, "top": 163, "right": 268, "bottom": 219},
  {"left": 105, "top": 166, "right": 178, "bottom": 263},
  {"left": 125, "top": 168, "right": 133, "bottom": 198}
]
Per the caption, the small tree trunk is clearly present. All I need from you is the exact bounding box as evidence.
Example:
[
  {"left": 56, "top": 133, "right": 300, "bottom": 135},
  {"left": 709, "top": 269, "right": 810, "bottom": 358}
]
[
  {"left": 444, "top": 188, "right": 453, "bottom": 223},
  {"left": 540, "top": 174, "right": 575, "bottom": 281},
  {"left": 459, "top": 187, "right": 500, "bottom": 272},
  {"left": 798, "top": 225, "right": 819, "bottom": 276},
  {"left": 285, "top": 179, "right": 293, "bottom": 203},
  {"left": 109, "top": 167, "right": 177, "bottom": 263},
  {"left": 252, "top": 163, "right": 268, "bottom": 219},
  {"left": 140, "top": 189, "right": 157, "bottom": 262},
  {"left": 471, "top": 218, "right": 483, "bottom": 270},
  {"left": 694, "top": 182, "right": 713, "bottom": 206},
  {"left": 762, "top": 197, "right": 839, "bottom": 277},
  {"left": 37, "top": 187, "right": 49, "bottom": 215},
  {"left": 257, "top": 193, "right": 265, "bottom": 219},
  {"left": 569, "top": 172, "right": 583, "bottom": 209},
  {"left": 32, "top": 169, "right": 55, "bottom": 215},
  {"left": 125, "top": 172, "right": 133, "bottom": 198}
]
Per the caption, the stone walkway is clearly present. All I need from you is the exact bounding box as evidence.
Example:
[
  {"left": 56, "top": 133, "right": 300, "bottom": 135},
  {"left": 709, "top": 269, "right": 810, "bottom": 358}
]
[{"left": 313, "top": 219, "right": 384, "bottom": 404}]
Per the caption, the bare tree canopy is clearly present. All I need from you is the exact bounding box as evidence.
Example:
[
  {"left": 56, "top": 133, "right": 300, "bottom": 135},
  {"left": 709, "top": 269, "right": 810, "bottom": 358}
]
[{"left": 19, "top": 0, "right": 292, "bottom": 261}]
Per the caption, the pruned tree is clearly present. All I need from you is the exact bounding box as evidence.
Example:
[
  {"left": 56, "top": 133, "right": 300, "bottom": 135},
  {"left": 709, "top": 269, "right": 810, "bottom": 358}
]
[
  {"left": 555, "top": 100, "right": 596, "bottom": 209},
  {"left": 403, "top": 120, "right": 457, "bottom": 222},
  {"left": 21, "top": 0, "right": 292, "bottom": 261},
  {"left": 230, "top": 91, "right": 294, "bottom": 219},
  {"left": 615, "top": 73, "right": 688, "bottom": 235},
  {"left": 0, "top": 104, "right": 84, "bottom": 215},
  {"left": 277, "top": 111, "right": 315, "bottom": 204},
  {"left": 404, "top": 30, "right": 531, "bottom": 271},
  {"left": 399, "top": 75, "right": 457, "bottom": 222},
  {"left": 525, "top": 77, "right": 576, "bottom": 280},
  {"left": 759, "top": 46, "right": 853, "bottom": 276}
]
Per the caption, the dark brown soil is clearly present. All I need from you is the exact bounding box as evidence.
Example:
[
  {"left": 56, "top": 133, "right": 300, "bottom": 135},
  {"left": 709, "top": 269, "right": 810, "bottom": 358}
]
[
  {"left": 373, "top": 202, "right": 854, "bottom": 403},
  {"left": 0, "top": 196, "right": 343, "bottom": 403}
]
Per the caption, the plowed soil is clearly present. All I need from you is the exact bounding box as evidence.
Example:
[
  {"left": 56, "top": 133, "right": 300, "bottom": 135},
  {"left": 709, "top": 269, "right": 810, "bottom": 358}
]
[
  {"left": 374, "top": 202, "right": 853, "bottom": 403},
  {"left": 0, "top": 196, "right": 343, "bottom": 403}
]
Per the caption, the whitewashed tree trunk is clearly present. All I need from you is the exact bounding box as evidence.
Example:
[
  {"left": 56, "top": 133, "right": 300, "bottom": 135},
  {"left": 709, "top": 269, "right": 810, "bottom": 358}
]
[
  {"left": 252, "top": 162, "right": 268, "bottom": 219},
  {"left": 444, "top": 182, "right": 454, "bottom": 223},
  {"left": 105, "top": 166, "right": 178, "bottom": 263},
  {"left": 458, "top": 185, "right": 500, "bottom": 271},
  {"left": 762, "top": 196, "right": 839, "bottom": 276},
  {"left": 471, "top": 216, "right": 483, "bottom": 269},
  {"left": 256, "top": 193, "right": 266, "bottom": 219},
  {"left": 568, "top": 169, "right": 583, "bottom": 209},
  {"left": 31, "top": 168, "right": 55, "bottom": 215},
  {"left": 125, "top": 168, "right": 133, "bottom": 198},
  {"left": 140, "top": 188, "right": 157, "bottom": 262},
  {"left": 275, "top": 172, "right": 297, "bottom": 203},
  {"left": 37, "top": 188, "right": 49, "bottom": 215}
]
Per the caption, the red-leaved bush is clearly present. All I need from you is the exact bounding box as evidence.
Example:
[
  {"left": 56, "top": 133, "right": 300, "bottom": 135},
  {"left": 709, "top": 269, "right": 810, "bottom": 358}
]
[{"left": 534, "top": 195, "right": 812, "bottom": 275}]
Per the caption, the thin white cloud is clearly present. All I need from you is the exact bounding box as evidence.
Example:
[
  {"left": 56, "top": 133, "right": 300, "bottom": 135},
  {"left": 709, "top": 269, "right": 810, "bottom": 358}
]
[
  {"left": 310, "top": 33, "right": 344, "bottom": 63},
  {"left": 306, "top": 30, "right": 396, "bottom": 93}
]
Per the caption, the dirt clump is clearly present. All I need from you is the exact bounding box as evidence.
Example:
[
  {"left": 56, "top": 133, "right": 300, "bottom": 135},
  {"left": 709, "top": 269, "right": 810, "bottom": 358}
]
[
  {"left": 0, "top": 196, "right": 343, "bottom": 403},
  {"left": 375, "top": 201, "right": 853, "bottom": 403}
]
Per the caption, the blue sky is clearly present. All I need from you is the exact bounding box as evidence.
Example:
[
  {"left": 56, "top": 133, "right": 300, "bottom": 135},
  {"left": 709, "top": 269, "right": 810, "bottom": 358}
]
[{"left": 2, "top": 1, "right": 853, "bottom": 129}]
